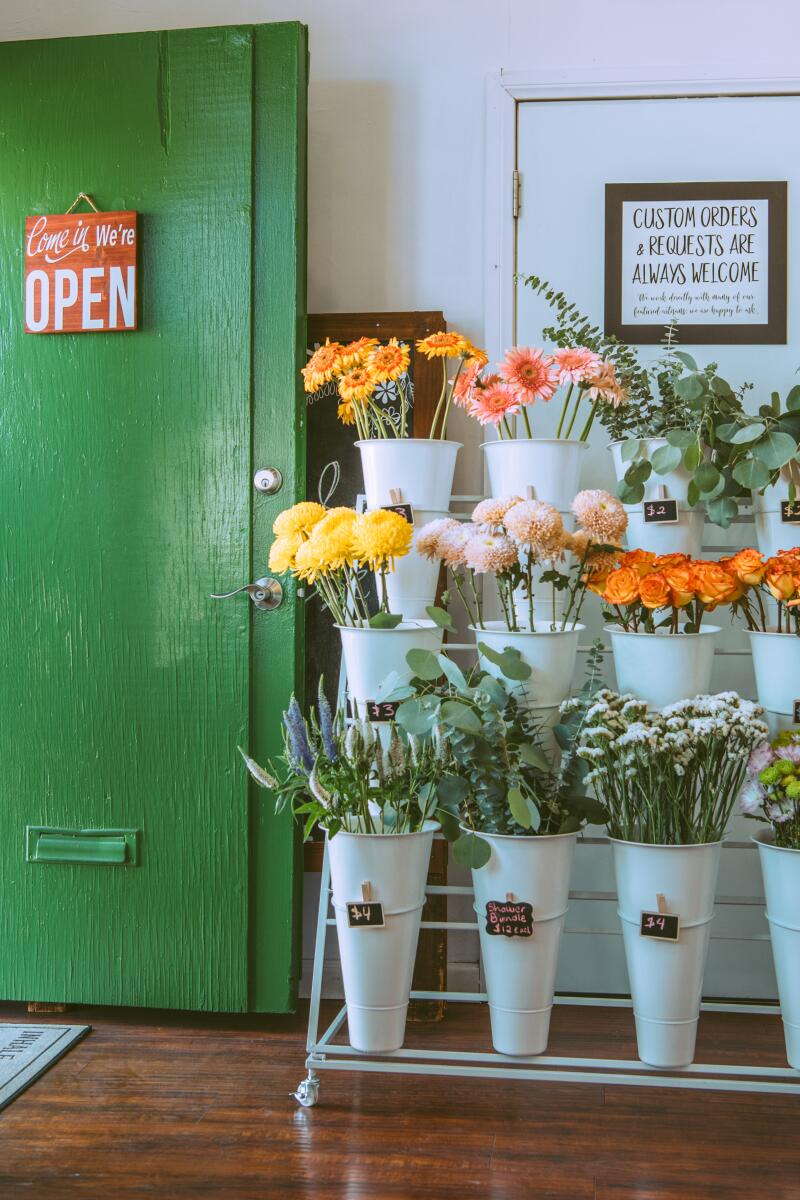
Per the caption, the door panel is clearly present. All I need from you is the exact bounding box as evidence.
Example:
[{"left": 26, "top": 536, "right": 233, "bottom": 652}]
[{"left": 0, "top": 24, "right": 306, "bottom": 1011}]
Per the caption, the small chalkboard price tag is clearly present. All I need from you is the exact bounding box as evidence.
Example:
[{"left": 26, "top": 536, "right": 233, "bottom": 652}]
[
  {"left": 347, "top": 901, "right": 385, "bottom": 929},
  {"left": 639, "top": 910, "right": 680, "bottom": 941},
  {"left": 346, "top": 699, "right": 400, "bottom": 721},
  {"left": 382, "top": 502, "right": 414, "bottom": 524},
  {"left": 794, "top": 699, "right": 800, "bottom": 724},
  {"left": 643, "top": 499, "right": 679, "bottom": 524},
  {"left": 485, "top": 898, "right": 535, "bottom": 938},
  {"left": 780, "top": 501, "right": 800, "bottom": 523}
]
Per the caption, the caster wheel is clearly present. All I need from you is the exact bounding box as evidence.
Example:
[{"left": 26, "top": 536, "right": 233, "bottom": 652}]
[{"left": 293, "top": 1078, "right": 320, "bottom": 1108}]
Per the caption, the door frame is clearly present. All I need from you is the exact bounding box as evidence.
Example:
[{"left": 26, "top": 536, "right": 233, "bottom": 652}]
[{"left": 483, "top": 68, "right": 800, "bottom": 362}]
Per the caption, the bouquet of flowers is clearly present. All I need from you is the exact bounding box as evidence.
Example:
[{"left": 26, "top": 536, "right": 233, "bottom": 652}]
[
  {"left": 379, "top": 643, "right": 608, "bottom": 866},
  {"left": 267, "top": 501, "right": 413, "bottom": 626},
  {"left": 726, "top": 547, "right": 800, "bottom": 635},
  {"left": 240, "top": 682, "right": 447, "bottom": 838},
  {"left": 454, "top": 343, "right": 627, "bottom": 441},
  {"left": 301, "top": 331, "right": 486, "bottom": 441},
  {"left": 576, "top": 690, "right": 768, "bottom": 844},
  {"left": 595, "top": 551, "right": 741, "bottom": 633},
  {"left": 742, "top": 731, "right": 800, "bottom": 848},
  {"left": 416, "top": 489, "right": 627, "bottom": 632}
]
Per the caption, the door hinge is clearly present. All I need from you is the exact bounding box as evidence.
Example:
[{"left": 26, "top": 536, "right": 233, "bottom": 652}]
[{"left": 512, "top": 169, "right": 521, "bottom": 220}]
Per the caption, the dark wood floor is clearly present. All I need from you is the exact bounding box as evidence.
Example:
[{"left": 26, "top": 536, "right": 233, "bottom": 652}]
[{"left": 0, "top": 999, "right": 796, "bottom": 1199}]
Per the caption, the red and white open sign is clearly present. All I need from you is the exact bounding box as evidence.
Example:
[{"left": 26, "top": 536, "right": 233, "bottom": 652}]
[{"left": 24, "top": 210, "right": 138, "bottom": 334}]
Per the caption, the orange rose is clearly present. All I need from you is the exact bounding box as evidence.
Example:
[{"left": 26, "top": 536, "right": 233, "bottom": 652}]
[
  {"left": 693, "top": 561, "right": 738, "bottom": 608},
  {"left": 765, "top": 566, "right": 797, "bottom": 603},
  {"left": 661, "top": 561, "right": 696, "bottom": 609},
  {"left": 639, "top": 572, "right": 670, "bottom": 610},
  {"left": 602, "top": 566, "right": 641, "bottom": 607},
  {"left": 620, "top": 549, "right": 656, "bottom": 577},
  {"left": 652, "top": 552, "right": 689, "bottom": 572},
  {"left": 726, "top": 548, "right": 766, "bottom": 586}
]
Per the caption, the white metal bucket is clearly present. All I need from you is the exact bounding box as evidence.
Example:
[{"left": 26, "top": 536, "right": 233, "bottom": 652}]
[
  {"left": 747, "top": 630, "right": 800, "bottom": 715},
  {"left": 606, "top": 624, "right": 720, "bottom": 709},
  {"left": 338, "top": 622, "right": 443, "bottom": 712},
  {"left": 481, "top": 439, "right": 588, "bottom": 511},
  {"left": 472, "top": 621, "right": 584, "bottom": 709},
  {"left": 356, "top": 439, "right": 461, "bottom": 511},
  {"left": 753, "top": 472, "right": 800, "bottom": 559},
  {"left": 754, "top": 830, "right": 800, "bottom": 1068},
  {"left": 471, "top": 829, "right": 577, "bottom": 1055},
  {"left": 611, "top": 838, "right": 722, "bottom": 1068},
  {"left": 328, "top": 822, "right": 439, "bottom": 1052},
  {"left": 381, "top": 508, "right": 447, "bottom": 619}
]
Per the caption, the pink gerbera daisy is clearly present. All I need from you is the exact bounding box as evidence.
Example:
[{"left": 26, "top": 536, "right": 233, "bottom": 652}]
[
  {"left": 497, "top": 347, "right": 557, "bottom": 405},
  {"left": 468, "top": 382, "right": 520, "bottom": 427},
  {"left": 551, "top": 346, "right": 603, "bottom": 387},
  {"left": 453, "top": 362, "right": 482, "bottom": 408}
]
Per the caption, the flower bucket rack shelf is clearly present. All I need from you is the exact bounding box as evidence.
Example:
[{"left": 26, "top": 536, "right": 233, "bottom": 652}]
[{"left": 294, "top": 839, "right": 800, "bottom": 1107}]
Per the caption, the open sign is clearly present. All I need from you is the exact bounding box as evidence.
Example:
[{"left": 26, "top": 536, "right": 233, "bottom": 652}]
[{"left": 24, "top": 211, "right": 138, "bottom": 333}]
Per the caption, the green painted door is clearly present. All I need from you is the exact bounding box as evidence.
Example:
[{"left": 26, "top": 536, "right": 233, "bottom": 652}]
[{"left": 0, "top": 23, "right": 307, "bottom": 1012}]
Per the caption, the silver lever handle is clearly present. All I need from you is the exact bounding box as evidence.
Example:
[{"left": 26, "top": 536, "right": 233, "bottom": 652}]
[{"left": 210, "top": 576, "right": 283, "bottom": 611}]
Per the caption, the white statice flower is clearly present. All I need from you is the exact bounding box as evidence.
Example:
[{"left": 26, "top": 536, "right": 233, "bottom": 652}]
[{"left": 739, "top": 779, "right": 764, "bottom": 815}]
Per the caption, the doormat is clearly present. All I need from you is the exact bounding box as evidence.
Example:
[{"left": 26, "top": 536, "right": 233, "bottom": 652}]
[{"left": 0, "top": 1023, "right": 90, "bottom": 1111}]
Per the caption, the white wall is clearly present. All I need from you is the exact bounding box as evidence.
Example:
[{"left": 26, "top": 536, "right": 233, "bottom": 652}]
[{"left": 4, "top": 0, "right": 800, "bottom": 481}]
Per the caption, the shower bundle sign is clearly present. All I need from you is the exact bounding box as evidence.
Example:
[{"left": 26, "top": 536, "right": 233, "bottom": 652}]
[
  {"left": 604, "top": 181, "right": 786, "bottom": 344},
  {"left": 24, "top": 210, "right": 138, "bottom": 333}
]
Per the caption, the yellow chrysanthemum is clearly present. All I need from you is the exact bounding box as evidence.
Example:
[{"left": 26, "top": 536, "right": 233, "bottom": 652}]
[
  {"left": 339, "top": 337, "right": 379, "bottom": 368},
  {"left": 338, "top": 364, "right": 377, "bottom": 404},
  {"left": 301, "top": 339, "right": 343, "bottom": 393},
  {"left": 304, "top": 508, "right": 358, "bottom": 570},
  {"left": 268, "top": 532, "right": 303, "bottom": 574},
  {"left": 369, "top": 337, "right": 410, "bottom": 383},
  {"left": 337, "top": 399, "right": 356, "bottom": 425},
  {"left": 416, "top": 330, "right": 469, "bottom": 359},
  {"left": 352, "top": 509, "right": 413, "bottom": 570},
  {"left": 293, "top": 537, "right": 328, "bottom": 583},
  {"left": 273, "top": 501, "right": 327, "bottom": 538}
]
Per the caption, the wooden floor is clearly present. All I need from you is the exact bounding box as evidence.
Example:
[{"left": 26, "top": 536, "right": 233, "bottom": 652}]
[{"left": 0, "top": 999, "right": 797, "bottom": 1199}]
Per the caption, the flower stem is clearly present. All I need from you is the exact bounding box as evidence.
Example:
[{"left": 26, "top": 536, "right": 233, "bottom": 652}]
[
  {"left": 563, "top": 389, "right": 584, "bottom": 439},
  {"left": 521, "top": 404, "right": 533, "bottom": 438},
  {"left": 428, "top": 358, "right": 449, "bottom": 440},
  {"left": 555, "top": 384, "right": 573, "bottom": 438},
  {"left": 578, "top": 396, "right": 600, "bottom": 442}
]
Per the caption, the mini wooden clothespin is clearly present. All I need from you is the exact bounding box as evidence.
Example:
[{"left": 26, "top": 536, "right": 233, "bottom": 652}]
[
  {"left": 505, "top": 892, "right": 514, "bottom": 902},
  {"left": 525, "top": 486, "right": 536, "bottom": 500},
  {"left": 656, "top": 893, "right": 668, "bottom": 914},
  {"left": 657, "top": 484, "right": 667, "bottom": 501},
  {"left": 389, "top": 488, "right": 403, "bottom": 504},
  {"left": 361, "top": 881, "right": 373, "bottom": 902}
]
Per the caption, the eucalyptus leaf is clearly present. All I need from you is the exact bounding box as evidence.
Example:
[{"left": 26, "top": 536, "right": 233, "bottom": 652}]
[
  {"left": 651, "top": 444, "right": 683, "bottom": 474},
  {"left": 453, "top": 832, "right": 491, "bottom": 869},
  {"left": 527, "top": 797, "right": 542, "bottom": 832},
  {"left": 705, "top": 496, "right": 738, "bottom": 528},
  {"left": 475, "top": 674, "right": 509, "bottom": 707},
  {"left": 673, "top": 351, "right": 698, "bottom": 371},
  {"left": 716, "top": 422, "right": 740, "bottom": 443},
  {"left": 406, "top": 647, "right": 442, "bottom": 681},
  {"left": 710, "top": 376, "right": 733, "bottom": 397},
  {"left": 675, "top": 374, "right": 704, "bottom": 401},
  {"left": 477, "top": 642, "right": 532, "bottom": 681},
  {"left": 729, "top": 422, "right": 766, "bottom": 445},
  {"left": 694, "top": 460, "right": 721, "bottom": 494},
  {"left": 425, "top": 604, "right": 456, "bottom": 631},
  {"left": 620, "top": 438, "right": 641, "bottom": 462},
  {"left": 437, "top": 809, "right": 461, "bottom": 841},
  {"left": 732, "top": 458, "right": 771, "bottom": 490},
  {"left": 508, "top": 786, "right": 531, "bottom": 829},
  {"left": 369, "top": 611, "right": 403, "bottom": 629},
  {"left": 683, "top": 442, "right": 702, "bottom": 472},
  {"left": 396, "top": 696, "right": 439, "bottom": 735},
  {"left": 552, "top": 723, "right": 573, "bottom": 750},
  {"left": 438, "top": 653, "right": 468, "bottom": 691},
  {"left": 627, "top": 460, "right": 653, "bottom": 485},
  {"left": 686, "top": 479, "right": 701, "bottom": 507},
  {"left": 618, "top": 480, "right": 644, "bottom": 505},
  {"left": 752, "top": 430, "right": 798, "bottom": 471},
  {"left": 787, "top": 385, "right": 800, "bottom": 413},
  {"left": 664, "top": 428, "right": 695, "bottom": 449},
  {"left": 374, "top": 672, "right": 415, "bottom": 702},
  {"left": 437, "top": 774, "right": 471, "bottom": 808},
  {"left": 440, "top": 699, "right": 482, "bottom": 732},
  {"left": 558, "top": 814, "right": 583, "bottom": 835},
  {"left": 418, "top": 781, "right": 438, "bottom": 819},
  {"left": 519, "top": 743, "right": 550, "bottom": 771}
]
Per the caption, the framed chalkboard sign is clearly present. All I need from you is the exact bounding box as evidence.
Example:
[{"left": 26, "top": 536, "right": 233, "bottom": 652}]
[{"left": 605, "top": 181, "right": 788, "bottom": 344}]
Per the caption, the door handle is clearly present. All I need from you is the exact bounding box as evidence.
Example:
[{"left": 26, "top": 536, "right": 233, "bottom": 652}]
[{"left": 210, "top": 576, "right": 283, "bottom": 611}]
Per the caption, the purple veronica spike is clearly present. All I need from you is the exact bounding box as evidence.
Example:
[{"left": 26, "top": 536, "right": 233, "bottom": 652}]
[{"left": 284, "top": 697, "right": 315, "bottom": 774}]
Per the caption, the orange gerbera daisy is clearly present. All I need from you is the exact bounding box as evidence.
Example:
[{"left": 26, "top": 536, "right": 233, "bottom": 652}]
[
  {"left": 463, "top": 341, "right": 489, "bottom": 369},
  {"left": 416, "top": 330, "right": 469, "bottom": 358},
  {"left": 301, "top": 339, "right": 343, "bottom": 392},
  {"left": 337, "top": 399, "right": 356, "bottom": 425},
  {"left": 339, "top": 337, "right": 379, "bottom": 368},
  {"left": 369, "top": 337, "right": 410, "bottom": 382},
  {"left": 338, "top": 364, "right": 377, "bottom": 404}
]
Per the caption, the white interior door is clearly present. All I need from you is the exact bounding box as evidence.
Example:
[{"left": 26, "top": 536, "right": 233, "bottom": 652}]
[{"left": 515, "top": 92, "right": 800, "bottom": 999}]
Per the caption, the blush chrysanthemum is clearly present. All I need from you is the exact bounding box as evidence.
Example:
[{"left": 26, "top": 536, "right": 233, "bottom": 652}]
[
  {"left": 464, "top": 532, "right": 519, "bottom": 574},
  {"left": 571, "top": 489, "right": 628, "bottom": 543},
  {"left": 472, "top": 496, "right": 524, "bottom": 528},
  {"left": 503, "top": 499, "right": 564, "bottom": 558}
]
